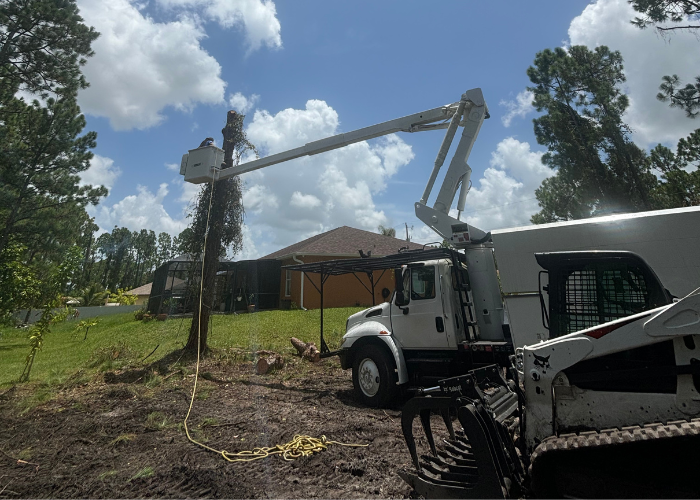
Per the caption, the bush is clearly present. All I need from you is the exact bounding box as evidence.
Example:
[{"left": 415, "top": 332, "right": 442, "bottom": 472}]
[
  {"left": 134, "top": 307, "right": 146, "bottom": 321},
  {"left": 89, "top": 342, "right": 139, "bottom": 371},
  {"left": 110, "top": 289, "right": 138, "bottom": 306}
]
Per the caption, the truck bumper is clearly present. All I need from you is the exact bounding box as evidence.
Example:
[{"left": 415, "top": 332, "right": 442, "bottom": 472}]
[{"left": 338, "top": 348, "right": 350, "bottom": 370}]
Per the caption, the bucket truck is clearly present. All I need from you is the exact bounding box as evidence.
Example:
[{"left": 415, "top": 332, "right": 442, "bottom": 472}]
[{"left": 180, "top": 89, "right": 700, "bottom": 497}]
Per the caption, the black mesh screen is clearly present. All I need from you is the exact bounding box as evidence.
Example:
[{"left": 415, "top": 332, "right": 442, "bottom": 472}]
[{"left": 562, "top": 267, "right": 649, "bottom": 335}]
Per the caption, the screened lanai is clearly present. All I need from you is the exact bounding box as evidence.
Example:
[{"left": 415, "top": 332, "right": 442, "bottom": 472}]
[{"left": 147, "top": 254, "right": 281, "bottom": 315}]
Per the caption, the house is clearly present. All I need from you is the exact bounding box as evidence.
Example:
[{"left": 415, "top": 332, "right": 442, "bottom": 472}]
[
  {"left": 124, "top": 282, "right": 152, "bottom": 306},
  {"left": 260, "top": 226, "right": 424, "bottom": 309}
]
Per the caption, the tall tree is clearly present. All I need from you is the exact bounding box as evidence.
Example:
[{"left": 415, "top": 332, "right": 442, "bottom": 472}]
[
  {"left": 630, "top": 1, "right": 700, "bottom": 32},
  {"left": 629, "top": 0, "right": 700, "bottom": 117},
  {"left": 527, "top": 45, "right": 660, "bottom": 223},
  {"left": 184, "top": 111, "right": 252, "bottom": 354},
  {"left": 0, "top": 0, "right": 98, "bottom": 102},
  {"left": 105, "top": 227, "right": 131, "bottom": 292},
  {"left": 378, "top": 225, "right": 396, "bottom": 237},
  {"left": 0, "top": 96, "right": 106, "bottom": 256},
  {"left": 76, "top": 216, "right": 99, "bottom": 290},
  {"left": 648, "top": 128, "right": 700, "bottom": 206},
  {"left": 157, "top": 232, "right": 174, "bottom": 267},
  {"left": 0, "top": 242, "right": 40, "bottom": 323},
  {"left": 173, "top": 227, "right": 194, "bottom": 257}
]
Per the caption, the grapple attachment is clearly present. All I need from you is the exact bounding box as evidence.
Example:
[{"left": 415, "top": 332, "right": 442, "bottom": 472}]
[{"left": 398, "top": 365, "right": 523, "bottom": 499}]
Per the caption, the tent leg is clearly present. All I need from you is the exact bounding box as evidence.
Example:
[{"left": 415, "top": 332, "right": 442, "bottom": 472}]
[{"left": 320, "top": 264, "right": 329, "bottom": 353}]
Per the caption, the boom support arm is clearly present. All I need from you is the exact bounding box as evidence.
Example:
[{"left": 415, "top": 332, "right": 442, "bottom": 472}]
[{"left": 181, "top": 88, "right": 490, "bottom": 247}]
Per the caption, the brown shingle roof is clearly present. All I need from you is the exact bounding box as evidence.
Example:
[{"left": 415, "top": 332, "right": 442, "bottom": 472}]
[
  {"left": 261, "top": 226, "right": 425, "bottom": 260},
  {"left": 126, "top": 282, "right": 152, "bottom": 296}
]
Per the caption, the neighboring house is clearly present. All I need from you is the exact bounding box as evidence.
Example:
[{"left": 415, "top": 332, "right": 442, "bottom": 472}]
[
  {"left": 125, "top": 282, "right": 152, "bottom": 306},
  {"left": 261, "top": 226, "right": 424, "bottom": 309}
]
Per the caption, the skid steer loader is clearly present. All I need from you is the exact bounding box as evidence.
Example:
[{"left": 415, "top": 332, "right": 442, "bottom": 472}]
[{"left": 400, "top": 251, "right": 700, "bottom": 498}]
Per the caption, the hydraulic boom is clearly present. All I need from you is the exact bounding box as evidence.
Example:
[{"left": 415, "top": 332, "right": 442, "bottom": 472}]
[{"left": 181, "top": 88, "right": 490, "bottom": 247}]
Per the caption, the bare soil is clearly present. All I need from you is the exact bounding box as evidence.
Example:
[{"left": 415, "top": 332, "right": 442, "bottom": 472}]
[{"left": 0, "top": 353, "right": 439, "bottom": 498}]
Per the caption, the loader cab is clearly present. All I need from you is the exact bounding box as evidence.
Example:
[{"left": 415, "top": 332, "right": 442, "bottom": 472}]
[{"left": 536, "top": 251, "right": 673, "bottom": 339}]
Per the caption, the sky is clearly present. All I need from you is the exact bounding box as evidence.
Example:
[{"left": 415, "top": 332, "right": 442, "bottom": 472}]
[{"left": 72, "top": 0, "right": 700, "bottom": 259}]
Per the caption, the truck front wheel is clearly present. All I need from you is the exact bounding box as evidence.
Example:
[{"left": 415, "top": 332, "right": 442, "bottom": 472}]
[{"left": 352, "top": 344, "right": 397, "bottom": 408}]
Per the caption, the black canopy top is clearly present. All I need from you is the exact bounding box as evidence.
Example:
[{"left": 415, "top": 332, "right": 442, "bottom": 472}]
[{"left": 282, "top": 247, "right": 462, "bottom": 275}]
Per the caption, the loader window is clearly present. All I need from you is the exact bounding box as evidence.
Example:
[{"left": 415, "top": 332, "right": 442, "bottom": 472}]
[
  {"left": 411, "top": 266, "right": 435, "bottom": 300},
  {"left": 561, "top": 265, "right": 652, "bottom": 335}
]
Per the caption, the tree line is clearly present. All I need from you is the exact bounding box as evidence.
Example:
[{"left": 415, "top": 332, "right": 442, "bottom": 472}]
[{"left": 78, "top": 224, "right": 194, "bottom": 295}]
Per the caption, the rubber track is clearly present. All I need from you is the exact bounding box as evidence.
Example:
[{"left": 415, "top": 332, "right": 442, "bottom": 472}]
[
  {"left": 529, "top": 417, "right": 700, "bottom": 498},
  {"left": 531, "top": 417, "right": 700, "bottom": 461}
]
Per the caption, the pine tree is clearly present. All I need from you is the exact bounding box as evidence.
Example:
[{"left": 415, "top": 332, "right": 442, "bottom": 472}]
[{"left": 527, "top": 45, "right": 660, "bottom": 222}]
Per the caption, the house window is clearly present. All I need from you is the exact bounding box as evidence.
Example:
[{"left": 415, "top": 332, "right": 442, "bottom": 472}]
[{"left": 285, "top": 270, "right": 292, "bottom": 297}]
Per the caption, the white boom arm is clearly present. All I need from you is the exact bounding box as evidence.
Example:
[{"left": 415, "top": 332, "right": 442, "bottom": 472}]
[{"left": 181, "top": 88, "right": 490, "bottom": 247}]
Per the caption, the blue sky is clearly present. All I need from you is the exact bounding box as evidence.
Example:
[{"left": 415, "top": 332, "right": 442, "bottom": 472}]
[{"left": 73, "top": 0, "right": 700, "bottom": 258}]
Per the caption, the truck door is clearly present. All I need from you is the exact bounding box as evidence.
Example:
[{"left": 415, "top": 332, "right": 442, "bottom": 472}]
[{"left": 391, "top": 265, "right": 451, "bottom": 349}]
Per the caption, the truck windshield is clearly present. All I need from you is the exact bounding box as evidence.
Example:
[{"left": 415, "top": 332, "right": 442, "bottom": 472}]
[{"left": 411, "top": 266, "right": 435, "bottom": 300}]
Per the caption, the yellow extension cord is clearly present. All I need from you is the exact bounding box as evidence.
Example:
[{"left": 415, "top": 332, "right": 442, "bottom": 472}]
[{"left": 182, "top": 171, "right": 367, "bottom": 463}]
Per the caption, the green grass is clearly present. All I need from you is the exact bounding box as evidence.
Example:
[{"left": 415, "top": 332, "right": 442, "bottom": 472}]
[
  {"left": 0, "top": 307, "right": 362, "bottom": 388},
  {"left": 144, "top": 411, "right": 172, "bottom": 430},
  {"left": 129, "top": 466, "right": 154, "bottom": 481},
  {"left": 110, "top": 433, "right": 136, "bottom": 446}
]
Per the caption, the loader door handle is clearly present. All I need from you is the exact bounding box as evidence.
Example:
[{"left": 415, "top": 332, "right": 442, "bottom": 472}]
[{"left": 435, "top": 317, "right": 444, "bottom": 332}]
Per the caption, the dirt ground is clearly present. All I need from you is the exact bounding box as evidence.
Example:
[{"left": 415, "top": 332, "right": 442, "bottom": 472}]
[{"left": 0, "top": 353, "right": 444, "bottom": 499}]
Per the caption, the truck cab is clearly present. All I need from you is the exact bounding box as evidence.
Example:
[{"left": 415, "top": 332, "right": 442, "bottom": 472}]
[{"left": 337, "top": 251, "right": 512, "bottom": 407}]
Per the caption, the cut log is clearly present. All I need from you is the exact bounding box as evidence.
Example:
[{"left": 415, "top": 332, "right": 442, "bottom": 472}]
[
  {"left": 256, "top": 354, "right": 284, "bottom": 375},
  {"left": 290, "top": 337, "right": 320, "bottom": 363}
]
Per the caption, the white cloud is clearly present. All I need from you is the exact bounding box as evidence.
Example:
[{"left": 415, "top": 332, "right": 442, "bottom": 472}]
[
  {"left": 290, "top": 191, "right": 321, "bottom": 209},
  {"left": 243, "top": 184, "right": 278, "bottom": 214},
  {"left": 80, "top": 154, "right": 122, "bottom": 191},
  {"left": 568, "top": 0, "right": 700, "bottom": 146},
  {"left": 462, "top": 138, "right": 552, "bottom": 232},
  {"left": 228, "top": 92, "right": 260, "bottom": 113},
  {"left": 176, "top": 177, "right": 202, "bottom": 204},
  {"left": 165, "top": 162, "right": 179, "bottom": 171},
  {"left": 155, "top": 0, "right": 282, "bottom": 52},
  {"left": 230, "top": 224, "right": 261, "bottom": 260},
  {"left": 92, "top": 183, "right": 188, "bottom": 235},
  {"left": 241, "top": 100, "right": 415, "bottom": 255},
  {"left": 500, "top": 90, "right": 534, "bottom": 127},
  {"left": 77, "top": 0, "right": 226, "bottom": 130}
]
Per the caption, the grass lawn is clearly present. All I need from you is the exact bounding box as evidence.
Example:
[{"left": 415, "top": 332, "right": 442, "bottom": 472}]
[{"left": 0, "top": 307, "right": 363, "bottom": 389}]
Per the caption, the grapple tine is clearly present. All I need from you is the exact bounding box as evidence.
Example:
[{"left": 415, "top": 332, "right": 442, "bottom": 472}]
[
  {"left": 401, "top": 397, "right": 423, "bottom": 471},
  {"left": 400, "top": 365, "right": 523, "bottom": 499},
  {"left": 441, "top": 407, "right": 455, "bottom": 440},
  {"left": 401, "top": 396, "right": 457, "bottom": 470},
  {"left": 419, "top": 409, "right": 437, "bottom": 456}
]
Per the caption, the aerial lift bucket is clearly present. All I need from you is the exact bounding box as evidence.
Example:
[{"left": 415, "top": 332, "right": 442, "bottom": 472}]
[{"left": 398, "top": 366, "right": 523, "bottom": 499}]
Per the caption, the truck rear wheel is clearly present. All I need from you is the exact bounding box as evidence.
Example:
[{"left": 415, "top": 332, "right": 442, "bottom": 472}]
[{"left": 352, "top": 344, "right": 397, "bottom": 408}]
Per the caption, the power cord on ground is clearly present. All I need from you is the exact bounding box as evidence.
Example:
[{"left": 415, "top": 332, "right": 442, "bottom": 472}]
[{"left": 182, "top": 170, "right": 367, "bottom": 462}]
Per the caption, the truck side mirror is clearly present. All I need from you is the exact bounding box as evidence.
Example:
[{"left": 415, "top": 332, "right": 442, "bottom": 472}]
[{"left": 394, "top": 268, "right": 410, "bottom": 306}]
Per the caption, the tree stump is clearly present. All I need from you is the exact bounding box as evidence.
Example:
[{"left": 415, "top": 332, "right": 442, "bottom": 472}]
[
  {"left": 256, "top": 352, "right": 284, "bottom": 375},
  {"left": 290, "top": 337, "right": 320, "bottom": 363}
]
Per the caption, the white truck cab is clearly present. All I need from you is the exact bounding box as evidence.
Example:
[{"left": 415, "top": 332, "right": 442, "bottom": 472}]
[{"left": 336, "top": 253, "right": 512, "bottom": 407}]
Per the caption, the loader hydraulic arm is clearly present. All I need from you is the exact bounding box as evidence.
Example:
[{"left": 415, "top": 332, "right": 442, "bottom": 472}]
[{"left": 180, "top": 88, "right": 491, "bottom": 247}]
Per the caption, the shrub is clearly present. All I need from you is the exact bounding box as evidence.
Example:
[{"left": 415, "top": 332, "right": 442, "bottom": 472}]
[{"left": 89, "top": 342, "right": 139, "bottom": 371}]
